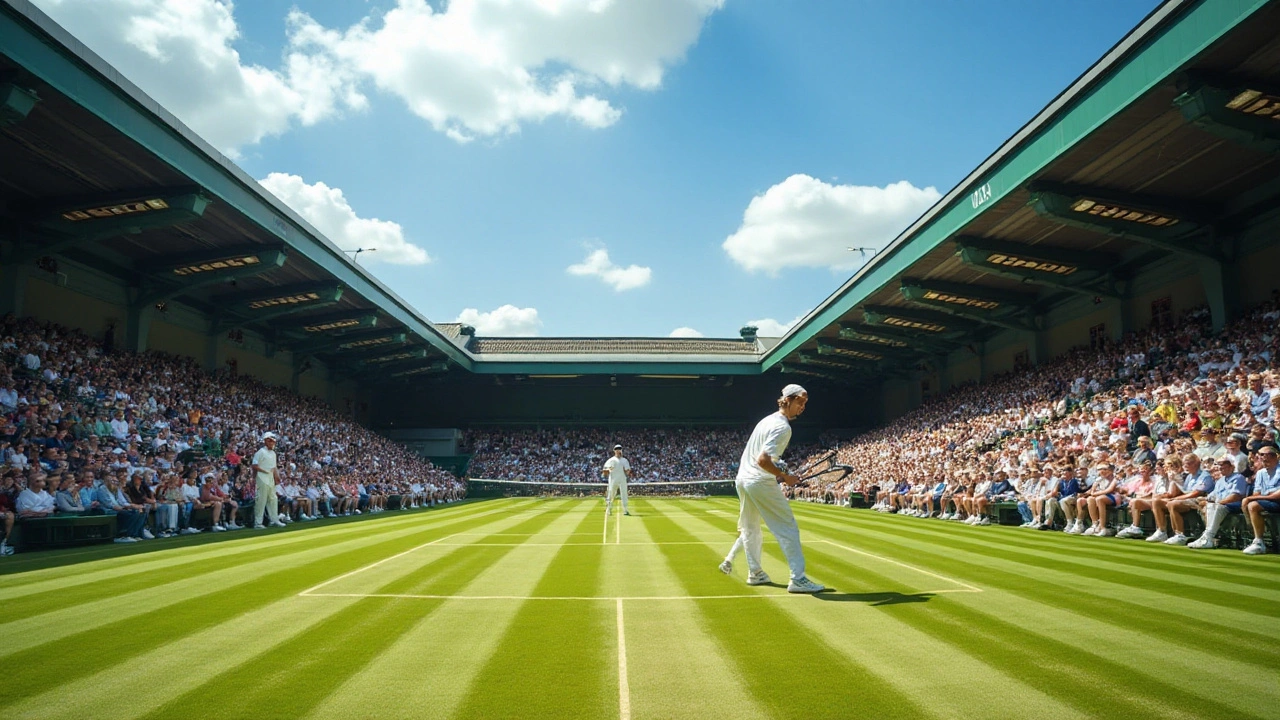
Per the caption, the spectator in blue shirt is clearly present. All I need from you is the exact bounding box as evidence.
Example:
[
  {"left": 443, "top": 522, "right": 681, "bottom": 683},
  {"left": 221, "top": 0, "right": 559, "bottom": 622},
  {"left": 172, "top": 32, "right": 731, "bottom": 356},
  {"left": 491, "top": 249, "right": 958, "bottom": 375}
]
[
  {"left": 1189, "top": 457, "right": 1250, "bottom": 550},
  {"left": 1241, "top": 445, "right": 1280, "bottom": 555}
]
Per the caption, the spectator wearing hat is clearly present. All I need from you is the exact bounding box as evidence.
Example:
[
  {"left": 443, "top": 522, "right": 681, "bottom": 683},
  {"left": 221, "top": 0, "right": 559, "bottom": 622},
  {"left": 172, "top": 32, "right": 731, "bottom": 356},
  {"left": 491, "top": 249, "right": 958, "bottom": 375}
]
[
  {"left": 1193, "top": 427, "right": 1224, "bottom": 461},
  {"left": 252, "top": 433, "right": 284, "bottom": 529}
]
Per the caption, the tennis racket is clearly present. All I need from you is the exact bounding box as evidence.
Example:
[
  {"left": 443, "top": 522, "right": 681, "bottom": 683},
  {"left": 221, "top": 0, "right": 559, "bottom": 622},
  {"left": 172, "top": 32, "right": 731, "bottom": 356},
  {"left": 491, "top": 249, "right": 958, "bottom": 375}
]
[{"left": 785, "top": 450, "right": 854, "bottom": 486}]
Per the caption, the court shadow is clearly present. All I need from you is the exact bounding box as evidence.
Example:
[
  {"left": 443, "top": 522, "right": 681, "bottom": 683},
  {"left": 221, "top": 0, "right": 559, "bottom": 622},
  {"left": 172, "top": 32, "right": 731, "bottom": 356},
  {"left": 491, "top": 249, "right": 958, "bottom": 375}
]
[{"left": 812, "top": 591, "right": 935, "bottom": 606}]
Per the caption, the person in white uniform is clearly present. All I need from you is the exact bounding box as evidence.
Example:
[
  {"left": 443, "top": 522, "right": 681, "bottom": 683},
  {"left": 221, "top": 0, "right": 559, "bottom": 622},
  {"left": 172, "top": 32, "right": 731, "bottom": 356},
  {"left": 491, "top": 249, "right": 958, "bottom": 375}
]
[
  {"left": 720, "top": 384, "right": 825, "bottom": 594},
  {"left": 603, "top": 444, "right": 631, "bottom": 515},
  {"left": 252, "top": 432, "right": 285, "bottom": 529}
]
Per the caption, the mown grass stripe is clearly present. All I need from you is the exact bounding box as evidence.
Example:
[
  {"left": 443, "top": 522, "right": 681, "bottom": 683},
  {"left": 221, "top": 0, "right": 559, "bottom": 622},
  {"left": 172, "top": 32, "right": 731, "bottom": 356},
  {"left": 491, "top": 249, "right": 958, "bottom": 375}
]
[
  {"left": 795, "top": 510, "right": 1280, "bottom": 703},
  {"left": 801, "top": 512, "right": 1280, "bottom": 642},
  {"left": 139, "top": 504, "right": 557, "bottom": 720},
  {"left": 0, "top": 502, "right": 525, "bottom": 660},
  {"left": 794, "top": 504, "right": 1280, "bottom": 581},
  {"left": 451, "top": 501, "right": 617, "bottom": 720},
  {"left": 0, "top": 500, "right": 523, "bottom": 607},
  {"left": 0, "top": 498, "right": 496, "bottom": 582},
  {"left": 305, "top": 499, "right": 603, "bottom": 720},
  {"left": 639, "top": 499, "right": 935, "bottom": 720},
  {"left": 0, "top": 502, "right": 524, "bottom": 710},
  {"left": 796, "top": 505, "right": 1280, "bottom": 593}
]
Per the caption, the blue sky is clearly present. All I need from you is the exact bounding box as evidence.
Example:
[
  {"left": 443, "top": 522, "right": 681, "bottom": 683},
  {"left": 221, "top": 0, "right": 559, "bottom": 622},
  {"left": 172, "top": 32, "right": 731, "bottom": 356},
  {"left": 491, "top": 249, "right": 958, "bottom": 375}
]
[{"left": 35, "top": 0, "right": 1160, "bottom": 338}]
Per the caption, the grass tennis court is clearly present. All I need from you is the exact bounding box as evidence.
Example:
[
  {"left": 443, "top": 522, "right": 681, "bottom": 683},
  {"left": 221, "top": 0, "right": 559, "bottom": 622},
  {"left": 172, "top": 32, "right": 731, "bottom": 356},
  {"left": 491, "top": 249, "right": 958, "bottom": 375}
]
[{"left": 1, "top": 497, "right": 1276, "bottom": 720}]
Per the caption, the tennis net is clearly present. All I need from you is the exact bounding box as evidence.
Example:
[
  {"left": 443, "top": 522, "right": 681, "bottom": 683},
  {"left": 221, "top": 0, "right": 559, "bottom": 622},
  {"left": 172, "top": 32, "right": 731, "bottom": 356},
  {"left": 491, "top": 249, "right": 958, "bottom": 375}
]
[{"left": 467, "top": 478, "right": 735, "bottom": 498}]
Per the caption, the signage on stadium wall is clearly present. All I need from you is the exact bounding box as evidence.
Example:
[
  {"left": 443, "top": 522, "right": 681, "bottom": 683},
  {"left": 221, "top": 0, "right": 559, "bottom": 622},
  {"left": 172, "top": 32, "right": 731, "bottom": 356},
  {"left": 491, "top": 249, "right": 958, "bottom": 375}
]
[{"left": 970, "top": 182, "right": 993, "bottom": 210}]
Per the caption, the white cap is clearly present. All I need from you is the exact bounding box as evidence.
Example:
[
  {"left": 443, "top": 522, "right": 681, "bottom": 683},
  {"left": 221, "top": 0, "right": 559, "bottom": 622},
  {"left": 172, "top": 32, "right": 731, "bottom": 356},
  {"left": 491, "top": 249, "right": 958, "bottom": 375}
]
[
  {"left": 781, "top": 383, "right": 808, "bottom": 398},
  {"left": 262, "top": 432, "right": 278, "bottom": 441}
]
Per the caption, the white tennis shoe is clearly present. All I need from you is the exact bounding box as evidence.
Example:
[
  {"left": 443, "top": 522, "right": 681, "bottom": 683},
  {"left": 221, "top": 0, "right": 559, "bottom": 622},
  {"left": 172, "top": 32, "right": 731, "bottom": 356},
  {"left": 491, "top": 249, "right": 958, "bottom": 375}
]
[
  {"left": 746, "top": 571, "right": 771, "bottom": 586},
  {"left": 718, "top": 560, "right": 732, "bottom": 574},
  {"left": 787, "top": 577, "right": 825, "bottom": 594}
]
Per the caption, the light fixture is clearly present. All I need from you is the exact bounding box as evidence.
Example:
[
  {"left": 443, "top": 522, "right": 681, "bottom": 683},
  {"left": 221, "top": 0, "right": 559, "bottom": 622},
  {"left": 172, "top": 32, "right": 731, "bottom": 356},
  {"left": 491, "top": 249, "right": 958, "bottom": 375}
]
[
  {"left": 883, "top": 316, "right": 946, "bottom": 333},
  {"left": 61, "top": 198, "right": 170, "bottom": 222},
  {"left": 902, "top": 286, "right": 1001, "bottom": 310},
  {"left": 303, "top": 318, "right": 362, "bottom": 332},
  {"left": 983, "top": 252, "right": 1077, "bottom": 275},
  {"left": 172, "top": 254, "right": 262, "bottom": 276},
  {"left": 247, "top": 291, "right": 321, "bottom": 310},
  {"left": 1068, "top": 198, "right": 1179, "bottom": 228},
  {"left": 339, "top": 336, "right": 395, "bottom": 349},
  {"left": 1224, "top": 89, "right": 1280, "bottom": 118}
]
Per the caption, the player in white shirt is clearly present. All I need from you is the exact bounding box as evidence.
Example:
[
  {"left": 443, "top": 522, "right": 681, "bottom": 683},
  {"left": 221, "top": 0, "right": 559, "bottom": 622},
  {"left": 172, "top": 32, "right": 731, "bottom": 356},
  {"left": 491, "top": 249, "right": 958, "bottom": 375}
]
[
  {"left": 602, "top": 445, "right": 631, "bottom": 515},
  {"left": 719, "top": 384, "right": 825, "bottom": 594},
  {"left": 251, "top": 433, "right": 285, "bottom": 529}
]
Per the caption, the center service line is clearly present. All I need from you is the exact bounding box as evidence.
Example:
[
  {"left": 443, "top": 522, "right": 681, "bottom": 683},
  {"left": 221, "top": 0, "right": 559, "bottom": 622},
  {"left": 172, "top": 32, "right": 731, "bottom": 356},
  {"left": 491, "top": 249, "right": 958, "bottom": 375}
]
[{"left": 617, "top": 598, "right": 631, "bottom": 720}]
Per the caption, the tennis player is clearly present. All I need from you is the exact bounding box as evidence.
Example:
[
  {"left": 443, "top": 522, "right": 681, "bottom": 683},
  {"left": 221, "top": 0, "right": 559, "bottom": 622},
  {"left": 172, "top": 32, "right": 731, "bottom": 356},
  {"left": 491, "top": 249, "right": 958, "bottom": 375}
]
[
  {"left": 603, "top": 444, "right": 631, "bottom": 515},
  {"left": 722, "top": 384, "right": 825, "bottom": 593}
]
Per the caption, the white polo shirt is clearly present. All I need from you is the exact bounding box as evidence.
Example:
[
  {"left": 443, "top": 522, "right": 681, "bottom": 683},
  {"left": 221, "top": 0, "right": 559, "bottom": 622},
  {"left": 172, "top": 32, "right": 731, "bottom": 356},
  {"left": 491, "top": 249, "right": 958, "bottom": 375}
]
[
  {"left": 253, "top": 446, "right": 277, "bottom": 484},
  {"left": 737, "top": 411, "right": 792, "bottom": 483},
  {"left": 604, "top": 456, "right": 630, "bottom": 483}
]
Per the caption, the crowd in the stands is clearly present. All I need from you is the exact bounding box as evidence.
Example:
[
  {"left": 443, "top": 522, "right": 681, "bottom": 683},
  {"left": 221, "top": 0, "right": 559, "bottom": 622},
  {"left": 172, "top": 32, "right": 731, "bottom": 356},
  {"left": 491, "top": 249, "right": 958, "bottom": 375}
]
[
  {"left": 466, "top": 427, "right": 745, "bottom": 483},
  {"left": 788, "top": 300, "right": 1280, "bottom": 556},
  {"left": 0, "top": 314, "right": 463, "bottom": 555}
]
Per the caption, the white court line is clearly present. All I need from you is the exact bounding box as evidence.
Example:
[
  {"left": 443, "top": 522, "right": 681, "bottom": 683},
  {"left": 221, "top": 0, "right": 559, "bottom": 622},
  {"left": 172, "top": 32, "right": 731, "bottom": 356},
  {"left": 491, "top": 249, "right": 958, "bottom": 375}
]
[
  {"left": 302, "top": 592, "right": 807, "bottom": 601},
  {"left": 297, "top": 533, "right": 456, "bottom": 596},
  {"left": 430, "top": 541, "right": 716, "bottom": 547},
  {"left": 617, "top": 598, "right": 631, "bottom": 720},
  {"left": 616, "top": 502, "right": 621, "bottom": 544},
  {"left": 708, "top": 510, "right": 732, "bottom": 516},
  {"left": 602, "top": 503, "right": 611, "bottom": 544},
  {"left": 298, "top": 590, "right": 966, "bottom": 601},
  {"left": 819, "top": 539, "right": 983, "bottom": 593}
]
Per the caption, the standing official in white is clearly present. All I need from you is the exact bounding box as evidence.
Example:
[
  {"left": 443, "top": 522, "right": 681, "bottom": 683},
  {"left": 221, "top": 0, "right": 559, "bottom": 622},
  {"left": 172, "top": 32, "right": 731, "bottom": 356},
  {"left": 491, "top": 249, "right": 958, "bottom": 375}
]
[
  {"left": 252, "top": 432, "right": 285, "bottom": 529},
  {"left": 723, "top": 384, "right": 824, "bottom": 594},
  {"left": 603, "top": 444, "right": 631, "bottom": 515}
]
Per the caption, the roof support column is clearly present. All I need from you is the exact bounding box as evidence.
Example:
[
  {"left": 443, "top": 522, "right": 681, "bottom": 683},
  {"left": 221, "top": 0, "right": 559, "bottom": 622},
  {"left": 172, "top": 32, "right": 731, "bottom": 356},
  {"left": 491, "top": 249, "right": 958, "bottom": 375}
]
[
  {"left": 204, "top": 319, "right": 225, "bottom": 374},
  {"left": 1024, "top": 330, "right": 1049, "bottom": 367},
  {"left": 123, "top": 303, "right": 152, "bottom": 353},
  {"left": 1199, "top": 257, "right": 1240, "bottom": 332},
  {"left": 0, "top": 259, "right": 28, "bottom": 317},
  {"left": 934, "top": 354, "right": 951, "bottom": 394}
]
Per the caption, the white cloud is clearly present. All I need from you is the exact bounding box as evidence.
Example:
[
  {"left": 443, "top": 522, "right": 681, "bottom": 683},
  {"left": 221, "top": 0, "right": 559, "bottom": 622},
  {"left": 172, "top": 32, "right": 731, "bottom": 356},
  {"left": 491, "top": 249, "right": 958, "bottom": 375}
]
[
  {"left": 669, "top": 327, "right": 703, "bottom": 338},
  {"left": 723, "top": 175, "right": 941, "bottom": 275},
  {"left": 746, "top": 315, "right": 804, "bottom": 337},
  {"left": 258, "top": 173, "right": 429, "bottom": 265},
  {"left": 456, "top": 305, "right": 541, "bottom": 336},
  {"left": 290, "top": 0, "right": 723, "bottom": 142},
  {"left": 566, "top": 248, "right": 652, "bottom": 292},
  {"left": 32, "top": 0, "right": 721, "bottom": 151},
  {"left": 32, "top": 0, "right": 365, "bottom": 157}
]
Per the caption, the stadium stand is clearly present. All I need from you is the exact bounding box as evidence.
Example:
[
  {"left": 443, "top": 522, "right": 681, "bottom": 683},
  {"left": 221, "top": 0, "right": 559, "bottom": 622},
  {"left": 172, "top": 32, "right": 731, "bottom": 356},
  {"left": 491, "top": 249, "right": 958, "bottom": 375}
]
[
  {"left": 466, "top": 427, "right": 745, "bottom": 483},
  {"left": 0, "top": 313, "right": 463, "bottom": 554},
  {"left": 789, "top": 298, "right": 1280, "bottom": 554}
]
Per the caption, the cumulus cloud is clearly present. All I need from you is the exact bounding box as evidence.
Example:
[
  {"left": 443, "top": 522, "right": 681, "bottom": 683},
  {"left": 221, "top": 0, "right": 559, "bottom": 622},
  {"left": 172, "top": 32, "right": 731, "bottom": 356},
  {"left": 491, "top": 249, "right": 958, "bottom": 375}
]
[
  {"left": 566, "top": 248, "right": 652, "bottom": 292},
  {"left": 746, "top": 315, "right": 804, "bottom": 337},
  {"left": 669, "top": 327, "right": 704, "bottom": 338},
  {"left": 258, "top": 173, "right": 429, "bottom": 265},
  {"left": 456, "top": 305, "right": 541, "bottom": 336},
  {"left": 289, "top": 0, "right": 724, "bottom": 142},
  {"left": 32, "top": 0, "right": 365, "bottom": 157},
  {"left": 723, "top": 175, "right": 941, "bottom": 275},
  {"left": 32, "top": 0, "right": 721, "bottom": 152}
]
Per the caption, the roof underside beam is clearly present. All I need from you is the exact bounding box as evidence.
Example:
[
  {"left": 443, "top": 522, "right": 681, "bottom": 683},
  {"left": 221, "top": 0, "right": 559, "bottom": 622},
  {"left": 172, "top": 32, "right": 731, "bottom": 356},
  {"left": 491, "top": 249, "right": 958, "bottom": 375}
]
[
  {"left": 136, "top": 246, "right": 287, "bottom": 307},
  {"left": 778, "top": 364, "right": 872, "bottom": 386},
  {"left": 1173, "top": 71, "right": 1280, "bottom": 154},
  {"left": 9, "top": 189, "right": 211, "bottom": 264},
  {"left": 953, "top": 236, "right": 1126, "bottom": 299},
  {"left": 838, "top": 323, "right": 958, "bottom": 354},
  {"left": 861, "top": 305, "right": 981, "bottom": 336},
  {"left": 1028, "top": 183, "right": 1222, "bottom": 260}
]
